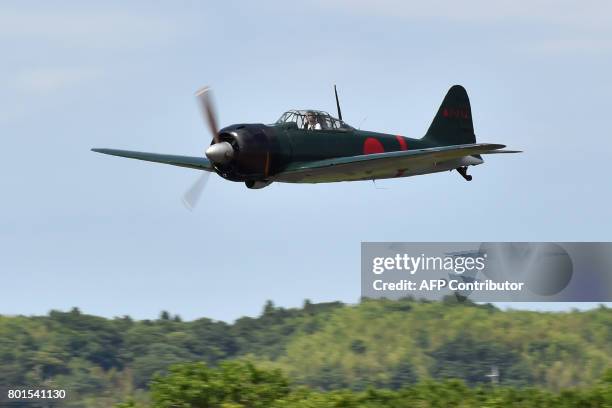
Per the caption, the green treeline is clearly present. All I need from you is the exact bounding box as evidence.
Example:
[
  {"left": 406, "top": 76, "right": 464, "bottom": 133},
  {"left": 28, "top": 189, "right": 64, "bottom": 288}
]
[
  {"left": 1, "top": 297, "right": 611, "bottom": 407},
  {"left": 122, "top": 361, "right": 612, "bottom": 408}
]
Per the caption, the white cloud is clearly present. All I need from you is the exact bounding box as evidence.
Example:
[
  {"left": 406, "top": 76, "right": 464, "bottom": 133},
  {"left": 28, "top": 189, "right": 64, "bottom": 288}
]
[
  {"left": 0, "top": 103, "right": 26, "bottom": 124},
  {"left": 0, "top": 67, "right": 103, "bottom": 124},
  {"left": 318, "top": 0, "right": 612, "bottom": 29},
  {"left": 314, "top": 0, "right": 612, "bottom": 54},
  {"left": 0, "top": 5, "right": 184, "bottom": 120},
  {"left": 525, "top": 38, "right": 612, "bottom": 54},
  {"left": 13, "top": 67, "right": 102, "bottom": 94},
  {"left": 0, "top": 6, "right": 180, "bottom": 49}
]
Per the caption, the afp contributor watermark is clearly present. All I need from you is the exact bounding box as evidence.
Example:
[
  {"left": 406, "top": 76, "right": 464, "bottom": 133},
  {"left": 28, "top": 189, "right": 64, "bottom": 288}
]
[
  {"left": 361, "top": 243, "right": 612, "bottom": 302},
  {"left": 372, "top": 278, "right": 525, "bottom": 292},
  {"left": 369, "top": 251, "right": 524, "bottom": 293}
]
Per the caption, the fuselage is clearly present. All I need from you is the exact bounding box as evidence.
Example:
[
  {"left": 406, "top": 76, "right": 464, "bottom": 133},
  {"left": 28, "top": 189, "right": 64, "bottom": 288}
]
[{"left": 214, "top": 122, "right": 481, "bottom": 184}]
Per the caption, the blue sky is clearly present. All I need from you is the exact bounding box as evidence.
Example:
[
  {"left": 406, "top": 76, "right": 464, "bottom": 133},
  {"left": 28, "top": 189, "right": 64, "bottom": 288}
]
[{"left": 1, "top": 1, "right": 611, "bottom": 321}]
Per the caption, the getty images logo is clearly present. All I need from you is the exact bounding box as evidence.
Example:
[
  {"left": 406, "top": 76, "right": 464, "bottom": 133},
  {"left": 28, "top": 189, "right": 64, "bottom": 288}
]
[{"left": 372, "top": 253, "right": 487, "bottom": 275}]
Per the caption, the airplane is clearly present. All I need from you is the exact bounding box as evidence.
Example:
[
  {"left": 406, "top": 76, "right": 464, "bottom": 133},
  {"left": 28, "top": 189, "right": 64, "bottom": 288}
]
[{"left": 92, "top": 85, "right": 520, "bottom": 208}]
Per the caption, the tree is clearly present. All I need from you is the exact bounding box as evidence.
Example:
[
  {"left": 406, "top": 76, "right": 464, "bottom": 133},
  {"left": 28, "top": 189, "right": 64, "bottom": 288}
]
[
  {"left": 132, "top": 343, "right": 194, "bottom": 388},
  {"left": 389, "top": 358, "right": 417, "bottom": 389},
  {"left": 430, "top": 332, "right": 532, "bottom": 386},
  {"left": 150, "top": 361, "right": 289, "bottom": 407},
  {"left": 264, "top": 300, "right": 276, "bottom": 315}
]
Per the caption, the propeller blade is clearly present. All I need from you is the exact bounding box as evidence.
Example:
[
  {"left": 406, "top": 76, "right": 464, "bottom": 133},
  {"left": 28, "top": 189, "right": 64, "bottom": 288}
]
[
  {"left": 181, "top": 171, "right": 211, "bottom": 211},
  {"left": 195, "top": 86, "right": 220, "bottom": 144}
]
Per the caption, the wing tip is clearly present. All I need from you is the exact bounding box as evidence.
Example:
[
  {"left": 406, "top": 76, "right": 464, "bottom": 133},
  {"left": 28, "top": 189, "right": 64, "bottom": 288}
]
[{"left": 91, "top": 148, "right": 121, "bottom": 156}]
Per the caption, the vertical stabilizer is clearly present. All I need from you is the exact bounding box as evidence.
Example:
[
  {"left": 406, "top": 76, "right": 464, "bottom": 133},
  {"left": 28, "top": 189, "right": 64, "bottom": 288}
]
[{"left": 424, "top": 85, "right": 476, "bottom": 146}]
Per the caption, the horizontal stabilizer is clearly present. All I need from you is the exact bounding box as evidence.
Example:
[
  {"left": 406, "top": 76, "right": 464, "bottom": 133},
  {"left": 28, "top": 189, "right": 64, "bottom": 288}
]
[
  {"left": 91, "top": 148, "right": 214, "bottom": 171},
  {"left": 479, "top": 149, "right": 522, "bottom": 154}
]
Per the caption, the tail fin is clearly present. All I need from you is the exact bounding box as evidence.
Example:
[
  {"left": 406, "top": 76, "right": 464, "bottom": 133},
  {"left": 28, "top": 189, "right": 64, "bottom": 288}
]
[{"left": 424, "top": 85, "right": 475, "bottom": 146}]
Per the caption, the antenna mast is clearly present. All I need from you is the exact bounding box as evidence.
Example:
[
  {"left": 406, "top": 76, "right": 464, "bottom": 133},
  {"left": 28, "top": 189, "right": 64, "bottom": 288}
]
[{"left": 334, "top": 84, "right": 343, "bottom": 121}]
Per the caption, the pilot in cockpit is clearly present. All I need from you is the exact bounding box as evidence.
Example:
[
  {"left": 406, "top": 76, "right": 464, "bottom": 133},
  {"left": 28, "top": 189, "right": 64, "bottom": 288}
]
[{"left": 305, "top": 111, "right": 322, "bottom": 130}]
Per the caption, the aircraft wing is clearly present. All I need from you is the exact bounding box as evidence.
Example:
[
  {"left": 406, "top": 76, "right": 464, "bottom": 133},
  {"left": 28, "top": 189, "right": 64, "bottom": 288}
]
[
  {"left": 91, "top": 148, "right": 214, "bottom": 171},
  {"left": 273, "top": 143, "right": 517, "bottom": 183}
]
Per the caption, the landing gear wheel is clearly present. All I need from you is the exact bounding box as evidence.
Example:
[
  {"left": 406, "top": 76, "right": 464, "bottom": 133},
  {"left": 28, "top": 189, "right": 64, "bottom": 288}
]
[{"left": 456, "top": 166, "right": 472, "bottom": 181}]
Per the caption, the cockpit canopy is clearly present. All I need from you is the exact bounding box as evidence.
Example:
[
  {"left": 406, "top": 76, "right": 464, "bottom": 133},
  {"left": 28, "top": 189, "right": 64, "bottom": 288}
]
[{"left": 274, "top": 110, "right": 353, "bottom": 130}]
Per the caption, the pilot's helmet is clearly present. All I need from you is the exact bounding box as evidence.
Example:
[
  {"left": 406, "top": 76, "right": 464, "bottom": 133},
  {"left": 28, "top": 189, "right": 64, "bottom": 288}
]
[{"left": 306, "top": 111, "right": 317, "bottom": 121}]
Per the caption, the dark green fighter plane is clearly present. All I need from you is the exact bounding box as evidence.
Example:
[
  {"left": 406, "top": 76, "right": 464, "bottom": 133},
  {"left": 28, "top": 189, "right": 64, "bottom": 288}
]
[{"left": 92, "top": 85, "right": 520, "bottom": 208}]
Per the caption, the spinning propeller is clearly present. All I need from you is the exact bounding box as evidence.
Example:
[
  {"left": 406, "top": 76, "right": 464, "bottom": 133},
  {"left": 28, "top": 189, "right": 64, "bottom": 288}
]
[{"left": 181, "top": 86, "right": 235, "bottom": 210}]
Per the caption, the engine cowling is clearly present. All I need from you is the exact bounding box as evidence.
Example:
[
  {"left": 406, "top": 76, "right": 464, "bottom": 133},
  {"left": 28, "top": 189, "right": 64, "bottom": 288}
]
[{"left": 210, "top": 124, "right": 281, "bottom": 182}]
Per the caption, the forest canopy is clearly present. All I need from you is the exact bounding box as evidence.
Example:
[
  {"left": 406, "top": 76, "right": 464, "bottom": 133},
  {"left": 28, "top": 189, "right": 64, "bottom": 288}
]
[{"left": 1, "top": 298, "right": 611, "bottom": 407}]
